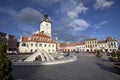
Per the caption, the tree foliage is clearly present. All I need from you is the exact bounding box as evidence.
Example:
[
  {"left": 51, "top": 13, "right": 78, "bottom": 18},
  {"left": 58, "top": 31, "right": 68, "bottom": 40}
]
[
  {"left": 96, "top": 50, "right": 102, "bottom": 57},
  {"left": 0, "top": 44, "right": 14, "bottom": 80},
  {"left": 110, "top": 50, "right": 117, "bottom": 57},
  {"left": 116, "top": 50, "right": 120, "bottom": 63}
]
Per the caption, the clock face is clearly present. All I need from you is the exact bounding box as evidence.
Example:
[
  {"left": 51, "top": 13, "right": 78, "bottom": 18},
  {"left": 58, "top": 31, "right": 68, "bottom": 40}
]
[{"left": 46, "top": 23, "right": 49, "bottom": 26}]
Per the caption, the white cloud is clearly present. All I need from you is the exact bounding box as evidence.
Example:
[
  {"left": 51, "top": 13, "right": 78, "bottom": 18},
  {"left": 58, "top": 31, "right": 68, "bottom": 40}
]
[
  {"left": 94, "top": 0, "right": 114, "bottom": 9},
  {"left": 28, "top": 0, "right": 58, "bottom": 6},
  {"left": 59, "top": 0, "right": 77, "bottom": 15},
  {"left": 93, "top": 20, "right": 109, "bottom": 29},
  {"left": 52, "top": 1, "right": 90, "bottom": 40},
  {"left": 67, "top": 3, "right": 89, "bottom": 19},
  {"left": 69, "top": 19, "right": 89, "bottom": 31},
  {"left": 12, "top": 7, "right": 43, "bottom": 23},
  {"left": 0, "top": 7, "right": 43, "bottom": 23},
  {"left": 98, "top": 20, "right": 108, "bottom": 25}
]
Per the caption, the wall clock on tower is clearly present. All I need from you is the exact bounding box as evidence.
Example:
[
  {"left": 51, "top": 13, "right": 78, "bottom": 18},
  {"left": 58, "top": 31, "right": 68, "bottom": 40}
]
[{"left": 46, "top": 23, "right": 49, "bottom": 26}]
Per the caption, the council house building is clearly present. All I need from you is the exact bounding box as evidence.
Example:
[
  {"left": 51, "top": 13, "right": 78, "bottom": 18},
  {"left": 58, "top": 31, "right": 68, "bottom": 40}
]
[{"left": 19, "top": 15, "right": 57, "bottom": 53}]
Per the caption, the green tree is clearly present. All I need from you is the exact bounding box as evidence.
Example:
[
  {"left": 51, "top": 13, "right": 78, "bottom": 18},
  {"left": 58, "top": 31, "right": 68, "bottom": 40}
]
[
  {"left": 116, "top": 50, "right": 120, "bottom": 63},
  {"left": 110, "top": 50, "right": 117, "bottom": 57},
  {"left": 96, "top": 50, "right": 101, "bottom": 57},
  {"left": 0, "top": 44, "right": 14, "bottom": 80}
]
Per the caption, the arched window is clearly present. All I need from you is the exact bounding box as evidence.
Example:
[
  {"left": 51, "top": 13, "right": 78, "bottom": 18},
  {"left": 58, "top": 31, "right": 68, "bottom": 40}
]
[
  {"left": 114, "top": 42, "right": 116, "bottom": 48},
  {"left": 109, "top": 42, "right": 110, "bottom": 45},
  {"left": 34, "top": 38, "right": 36, "bottom": 40},
  {"left": 22, "top": 43, "right": 26, "bottom": 46},
  {"left": 52, "top": 44, "right": 54, "bottom": 47},
  {"left": 35, "top": 43, "right": 38, "bottom": 47},
  {"left": 31, "top": 43, "right": 33, "bottom": 46},
  {"left": 49, "top": 44, "right": 51, "bottom": 47},
  {"left": 39, "top": 43, "right": 42, "bottom": 47},
  {"left": 31, "top": 49, "right": 33, "bottom": 52},
  {"left": 111, "top": 42, "right": 113, "bottom": 47},
  {"left": 52, "top": 49, "right": 54, "bottom": 52},
  {"left": 44, "top": 44, "right": 46, "bottom": 47}
]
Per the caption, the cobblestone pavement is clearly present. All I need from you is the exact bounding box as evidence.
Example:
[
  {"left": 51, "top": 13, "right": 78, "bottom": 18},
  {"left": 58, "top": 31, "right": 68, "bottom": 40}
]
[{"left": 13, "top": 53, "right": 120, "bottom": 80}]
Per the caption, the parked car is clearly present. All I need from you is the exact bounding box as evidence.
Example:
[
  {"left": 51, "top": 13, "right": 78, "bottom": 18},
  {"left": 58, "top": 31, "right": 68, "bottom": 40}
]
[{"left": 89, "top": 51, "right": 95, "bottom": 54}]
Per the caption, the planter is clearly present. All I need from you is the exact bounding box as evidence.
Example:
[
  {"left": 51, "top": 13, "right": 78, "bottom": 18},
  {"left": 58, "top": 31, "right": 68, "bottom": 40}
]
[{"left": 108, "top": 57, "right": 118, "bottom": 62}]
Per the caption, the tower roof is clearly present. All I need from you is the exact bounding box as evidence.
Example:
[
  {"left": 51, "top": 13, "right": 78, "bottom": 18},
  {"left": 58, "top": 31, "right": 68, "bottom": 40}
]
[{"left": 41, "top": 14, "right": 51, "bottom": 23}]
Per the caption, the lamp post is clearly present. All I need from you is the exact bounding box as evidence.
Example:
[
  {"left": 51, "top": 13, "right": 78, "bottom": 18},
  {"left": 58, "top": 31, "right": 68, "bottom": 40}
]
[
  {"left": 28, "top": 37, "right": 31, "bottom": 53},
  {"left": 26, "top": 32, "right": 32, "bottom": 53},
  {"left": 5, "top": 34, "right": 9, "bottom": 53}
]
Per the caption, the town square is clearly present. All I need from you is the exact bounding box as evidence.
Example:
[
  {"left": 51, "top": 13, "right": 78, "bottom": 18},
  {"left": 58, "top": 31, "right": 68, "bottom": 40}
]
[{"left": 0, "top": 0, "right": 120, "bottom": 80}]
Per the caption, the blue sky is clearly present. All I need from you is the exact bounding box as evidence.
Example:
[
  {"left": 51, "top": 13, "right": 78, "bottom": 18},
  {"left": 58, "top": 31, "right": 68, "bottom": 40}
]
[{"left": 0, "top": 0, "right": 120, "bottom": 42}]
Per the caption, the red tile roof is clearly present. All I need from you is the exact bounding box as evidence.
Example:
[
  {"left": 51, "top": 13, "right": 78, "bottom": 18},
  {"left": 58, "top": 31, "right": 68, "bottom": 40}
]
[
  {"left": 21, "top": 31, "right": 56, "bottom": 43},
  {"left": 22, "top": 36, "right": 28, "bottom": 42},
  {"left": 106, "top": 37, "right": 117, "bottom": 42},
  {"left": 98, "top": 40, "right": 106, "bottom": 44},
  {"left": 85, "top": 38, "right": 97, "bottom": 41},
  {"left": 60, "top": 42, "right": 85, "bottom": 47}
]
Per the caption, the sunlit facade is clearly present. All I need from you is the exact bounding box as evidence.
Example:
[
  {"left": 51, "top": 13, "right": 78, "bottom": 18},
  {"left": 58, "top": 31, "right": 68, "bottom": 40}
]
[{"left": 19, "top": 15, "right": 57, "bottom": 53}]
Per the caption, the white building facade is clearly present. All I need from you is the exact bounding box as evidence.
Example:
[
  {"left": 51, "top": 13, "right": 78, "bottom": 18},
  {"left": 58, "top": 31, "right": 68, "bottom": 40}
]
[
  {"left": 60, "top": 37, "right": 119, "bottom": 53},
  {"left": 19, "top": 15, "right": 57, "bottom": 53},
  {"left": 97, "top": 41, "right": 108, "bottom": 52},
  {"left": 75, "top": 42, "right": 86, "bottom": 52},
  {"left": 106, "top": 37, "right": 118, "bottom": 52}
]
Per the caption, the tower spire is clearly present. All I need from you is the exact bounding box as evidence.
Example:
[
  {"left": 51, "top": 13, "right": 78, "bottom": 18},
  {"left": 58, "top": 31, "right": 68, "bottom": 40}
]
[
  {"left": 40, "top": 14, "right": 51, "bottom": 37},
  {"left": 41, "top": 14, "right": 51, "bottom": 23}
]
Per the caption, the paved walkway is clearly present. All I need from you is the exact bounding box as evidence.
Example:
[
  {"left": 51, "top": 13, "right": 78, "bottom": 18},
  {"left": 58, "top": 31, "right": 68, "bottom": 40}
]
[{"left": 13, "top": 53, "right": 120, "bottom": 80}]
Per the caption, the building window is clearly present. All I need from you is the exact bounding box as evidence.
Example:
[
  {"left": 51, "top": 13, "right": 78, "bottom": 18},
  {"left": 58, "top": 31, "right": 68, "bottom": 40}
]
[
  {"left": 22, "top": 43, "right": 26, "bottom": 46},
  {"left": 31, "top": 43, "right": 33, "bottom": 46},
  {"left": 49, "top": 44, "right": 51, "bottom": 47},
  {"left": 30, "top": 49, "right": 33, "bottom": 52},
  {"left": 44, "top": 44, "right": 46, "bottom": 47},
  {"left": 35, "top": 49, "right": 37, "bottom": 52},
  {"left": 111, "top": 42, "right": 113, "bottom": 47},
  {"left": 52, "top": 44, "right": 54, "bottom": 47},
  {"left": 35, "top": 43, "right": 38, "bottom": 47},
  {"left": 39, "top": 43, "right": 42, "bottom": 47},
  {"left": 34, "top": 38, "right": 37, "bottom": 41},
  {"left": 114, "top": 42, "right": 116, "bottom": 48},
  {"left": 48, "top": 49, "right": 50, "bottom": 51}
]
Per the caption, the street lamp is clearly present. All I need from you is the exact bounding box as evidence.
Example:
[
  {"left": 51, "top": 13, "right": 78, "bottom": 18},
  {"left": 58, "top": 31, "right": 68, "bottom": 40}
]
[
  {"left": 5, "top": 34, "right": 9, "bottom": 53},
  {"left": 28, "top": 37, "right": 31, "bottom": 53}
]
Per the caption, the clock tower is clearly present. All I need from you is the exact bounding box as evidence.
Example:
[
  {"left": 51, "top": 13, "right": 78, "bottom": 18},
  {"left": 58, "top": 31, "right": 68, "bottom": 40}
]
[{"left": 40, "top": 14, "right": 51, "bottom": 37}]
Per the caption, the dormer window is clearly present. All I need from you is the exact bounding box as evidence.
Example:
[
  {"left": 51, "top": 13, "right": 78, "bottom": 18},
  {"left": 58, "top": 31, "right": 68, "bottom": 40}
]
[
  {"left": 33, "top": 38, "right": 38, "bottom": 41},
  {"left": 42, "top": 31, "right": 44, "bottom": 33},
  {"left": 34, "top": 38, "right": 36, "bottom": 40}
]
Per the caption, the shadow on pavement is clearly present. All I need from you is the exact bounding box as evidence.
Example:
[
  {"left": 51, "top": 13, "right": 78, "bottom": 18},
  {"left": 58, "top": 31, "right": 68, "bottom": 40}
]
[
  {"left": 95, "top": 62, "right": 120, "bottom": 75},
  {"left": 101, "top": 58, "right": 110, "bottom": 62},
  {"left": 12, "top": 65, "right": 43, "bottom": 80}
]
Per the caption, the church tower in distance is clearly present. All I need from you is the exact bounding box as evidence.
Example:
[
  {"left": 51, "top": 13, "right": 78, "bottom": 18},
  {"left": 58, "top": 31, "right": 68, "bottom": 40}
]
[{"left": 40, "top": 14, "right": 51, "bottom": 37}]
